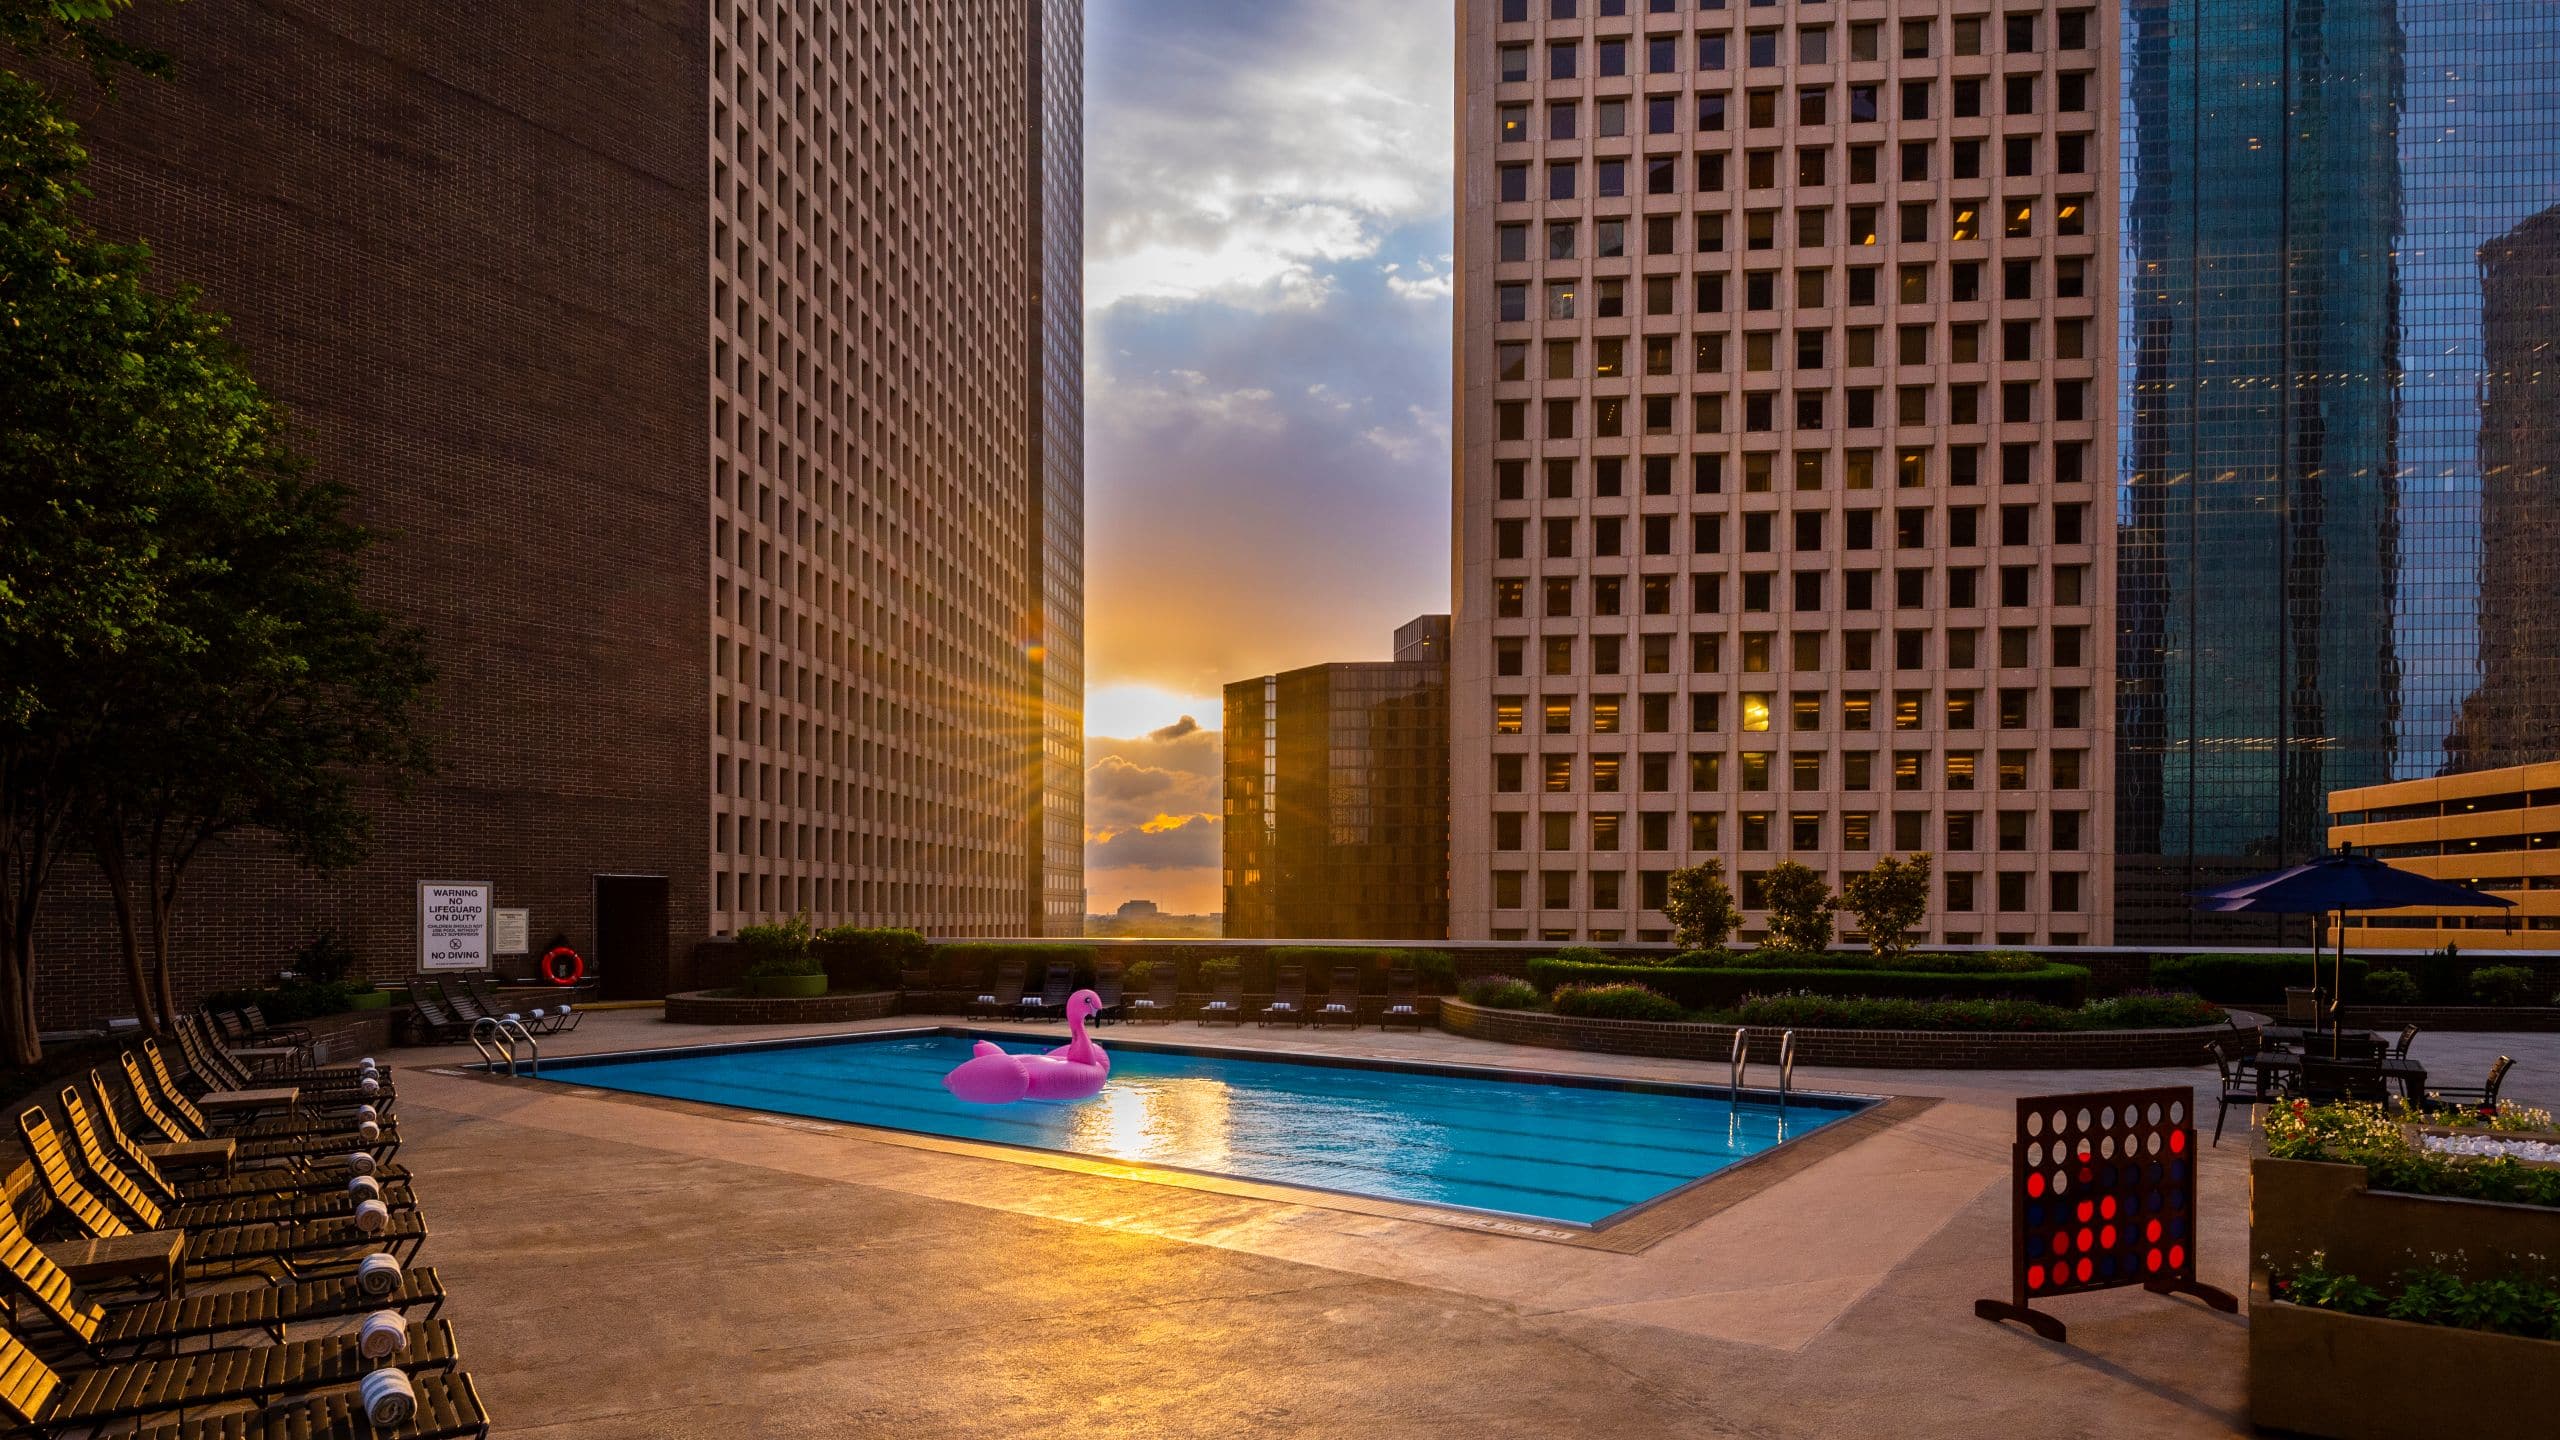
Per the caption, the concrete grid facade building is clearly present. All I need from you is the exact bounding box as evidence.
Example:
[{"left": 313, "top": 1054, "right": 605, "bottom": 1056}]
[
  {"left": 1454, "top": 0, "right": 2116, "bottom": 944},
  {"left": 707, "top": 0, "right": 1084, "bottom": 939}
]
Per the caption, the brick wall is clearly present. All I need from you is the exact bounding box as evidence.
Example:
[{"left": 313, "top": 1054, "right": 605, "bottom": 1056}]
[
  {"left": 1439, "top": 998, "right": 2257, "bottom": 1070},
  {"left": 26, "top": 0, "right": 711, "bottom": 1026},
  {"left": 664, "top": 990, "right": 901, "bottom": 1026}
]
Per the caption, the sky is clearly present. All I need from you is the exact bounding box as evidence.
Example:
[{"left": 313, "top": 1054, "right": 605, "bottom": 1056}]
[{"left": 1079, "top": 0, "right": 1454, "bottom": 916}]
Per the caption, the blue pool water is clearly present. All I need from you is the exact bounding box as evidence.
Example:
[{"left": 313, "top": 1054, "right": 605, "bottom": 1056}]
[{"left": 546, "top": 1031, "right": 1866, "bottom": 1226}]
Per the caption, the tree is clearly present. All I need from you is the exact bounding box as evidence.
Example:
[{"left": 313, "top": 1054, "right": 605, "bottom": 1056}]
[
  {"left": 1663, "top": 859, "right": 1741, "bottom": 953},
  {"left": 1760, "top": 860, "right": 1836, "bottom": 955},
  {"left": 3, "top": 0, "right": 173, "bottom": 84},
  {"left": 1841, "top": 852, "right": 1934, "bottom": 964}
]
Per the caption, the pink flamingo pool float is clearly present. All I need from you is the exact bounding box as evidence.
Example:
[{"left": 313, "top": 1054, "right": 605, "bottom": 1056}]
[{"left": 942, "top": 988, "right": 1111, "bottom": 1103}]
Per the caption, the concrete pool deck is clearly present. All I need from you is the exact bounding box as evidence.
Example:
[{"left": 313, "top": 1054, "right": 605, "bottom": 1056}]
[{"left": 395, "top": 1011, "right": 2559, "bottom": 1438}]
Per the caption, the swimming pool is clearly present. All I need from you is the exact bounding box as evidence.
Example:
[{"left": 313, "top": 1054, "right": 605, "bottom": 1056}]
[{"left": 542, "top": 1030, "right": 1871, "bottom": 1227}]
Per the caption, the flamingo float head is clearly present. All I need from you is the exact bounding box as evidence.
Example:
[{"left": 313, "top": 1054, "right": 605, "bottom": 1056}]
[{"left": 1067, "top": 988, "right": 1102, "bottom": 1026}]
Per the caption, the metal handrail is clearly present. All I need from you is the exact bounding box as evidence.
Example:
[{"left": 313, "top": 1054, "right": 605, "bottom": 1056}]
[
  {"left": 1776, "top": 1030, "right": 1798, "bottom": 1113},
  {"left": 1730, "top": 1027, "right": 1750, "bottom": 1110},
  {"left": 495, "top": 1015, "right": 540, "bottom": 1078},
  {"left": 468, "top": 1017, "right": 512, "bottom": 1075}
]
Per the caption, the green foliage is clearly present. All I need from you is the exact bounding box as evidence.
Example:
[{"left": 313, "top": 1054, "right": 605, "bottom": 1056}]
[
  {"left": 1758, "top": 861, "right": 1835, "bottom": 954},
  {"left": 1550, "top": 982, "right": 1685, "bottom": 1022},
  {"left": 205, "top": 978, "right": 360, "bottom": 1023},
  {"left": 735, "top": 916, "right": 813, "bottom": 975},
  {"left": 2361, "top": 968, "right": 2422, "bottom": 1005},
  {"left": 814, "top": 926, "right": 926, "bottom": 987},
  {"left": 2148, "top": 952, "right": 2365, "bottom": 1004},
  {"left": 1550, "top": 945, "right": 1611, "bottom": 967},
  {"left": 1460, "top": 975, "right": 1542, "bottom": 1010},
  {"left": 936, "top": 942, "right": 1100, "bottom": 988},
  {"left": 1663, "top": 859, "right": 1741, "bottom": 951},
  {"left": 1120, "top": 959, "right": 1156, "bottom": 988},
  {"left": 2274, "top": 1256, "right": 2560, "bottom": 1342},
  {"left": 1729, "top": 991, "right": 2221, "bottom": 1033},
  {"left": 1673, "top": 947, "right": 2042, "bottom": 976},
  {"left": 1839, "top": 852, "right": 1932, "bottom": 962},
  {"left": 1527, "top": 956, "right": 2090, "bottom": 1009},
  {"left": 1198, "top": 956, "right": 1240, "bottom": 981},
  {"left": 2467, "top": 965, "right": 2538, "bottom": 1007},
  {"left": 0, "top": 0, "right": 172, "bottom": 83},
  {"left": 2075, "top": 990, "right": 2229, "bottom": 1029},
  {"left": 289, "top": 932, "right": 358, "bottom": 986},
  {"left": 1402, "top": 950, "right": 1456, "bottom": 982},
  {"left": 2264, "top": 1100, "right": 2560, "bottom": 1210}
]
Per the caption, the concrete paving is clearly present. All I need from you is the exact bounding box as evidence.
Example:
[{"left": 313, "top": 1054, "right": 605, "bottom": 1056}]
[{"left": 390, "top": 1011, "right": 2560, "bottom": 1438}]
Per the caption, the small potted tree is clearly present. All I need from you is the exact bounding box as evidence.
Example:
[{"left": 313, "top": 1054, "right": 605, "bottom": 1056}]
[{"left": 737, "top": 916, "right": 825, "bottom": 998}]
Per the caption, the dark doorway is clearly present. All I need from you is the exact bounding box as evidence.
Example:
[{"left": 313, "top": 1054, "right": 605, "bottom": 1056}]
[{"left": 592, "top": 874, "right": 669, "bottom": 1001}]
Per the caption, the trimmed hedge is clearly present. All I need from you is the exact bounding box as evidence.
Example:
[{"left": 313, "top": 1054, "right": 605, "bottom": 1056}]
[
  {"left": 815, "top": 927, "right": 928, "bottom": 989},
  {"left": 1552, "top": 983, "right": 1686, "bottom": 1022},
  {"left": 2149, "top": 952, "right": 2363, "bottom": 1004},
  {"left": 937, "top": 943, "right": 1101, "bottom": 988},
  {"left": 1675, "top": 948, "right": 2045, "bottom": 976},
  {"left": 1730, "top": 991, "right": 2224, "bottom": 1033},
  {"left": 1524, "top": 956, "right": 2089, "bottom": 1008}
]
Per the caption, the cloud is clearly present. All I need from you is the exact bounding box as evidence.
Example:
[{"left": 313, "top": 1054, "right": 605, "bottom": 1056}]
[
  {"left": 1086, "top": 812, "right": 1221, "bottom": 871},
  {"left": 1147, "top": 715, "right": 1201, "bottom": 742},
  {"left": 1085, "top": 721, "right": 1225, "bottom": 902}
]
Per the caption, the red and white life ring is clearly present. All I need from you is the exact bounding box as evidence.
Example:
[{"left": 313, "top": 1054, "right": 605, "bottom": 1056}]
[{"left": 539, "top": 946, "right": 585, "bottom": 986}]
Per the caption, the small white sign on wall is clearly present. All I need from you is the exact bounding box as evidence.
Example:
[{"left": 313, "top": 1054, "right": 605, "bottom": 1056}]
[
  {"left": 418, "top": 882, "right": 492, "bottom": 972},
  {"left": 492, "top": 908, "right": 530, "bottom": 956}
]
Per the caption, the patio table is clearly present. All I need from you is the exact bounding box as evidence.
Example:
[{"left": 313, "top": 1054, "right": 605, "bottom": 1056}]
[{"left": 2252, "top": 1052, "right": 2428, "bottom": 1107}]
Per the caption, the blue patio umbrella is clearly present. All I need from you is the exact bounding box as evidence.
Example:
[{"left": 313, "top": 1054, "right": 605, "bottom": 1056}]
[{"left": 2193, "top": 846, "right": 2512, "bottom": 1053}]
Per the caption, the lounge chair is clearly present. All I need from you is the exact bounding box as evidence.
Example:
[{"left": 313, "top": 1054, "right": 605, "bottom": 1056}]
[
  {"left": 119, "top": 1370, "right": 495, "bottom": 1440},
  {"left": 971, "top": 967, "right": 1027, "bottom": 1021},
  {"left": 0, "top": 1310, "right": 470, "bottom": 1437},
  {"left": 121, "top": 1052, "right": 401, "bottom": 1166},
  {"left": 0, "top": 1199, "right": 444, "bottom": 1359},
  {"left": 1380, "top": 968, "right": 1424, "bottom": 1032},
  {"left": 145, "top": 1043, "right": 392, "bottom": 1144},
  {"left": 238, "top": 1002, "right": 314, "bottom": 1050},
  {"left": 1198, "top": 973, "right": 1246, "bottom": 1026},
  {"left": 80, "top": 1072, "right": 416, "bottom": 1205},
  {"left": 1126, "top": 969, "right": 1180, "bottom": 1023},
  {"left": 2208, "top": 1041, "right": 2278, "bottom": 1146},
  {"left": 175, "top": 1015, "right": 390, "bottom": 1113},
  {"left": 1092, "top": 964, "right": 1126, "bottom": 1024},
  {"left": 55, "top": 1087, "right": 410, "bottom": 1230},
  {"left": 1018, "top": 963, "right": 1072, "bottom": 1023},
  {"left": 1311, "top": 966, "right": 1363, "bottom": 1028},
  {"left": 404, "top": 981, "right": 473, "bottom": 1044},
  {"left": 2421, "top": 1055, "right": 2516, "bottom": 1117},
  {"left": 1260, "top": 968, "right": 1307, "bottom": 1028},
  {"left": 460, "top": 976, "right": 576, "bottom": 1034}
]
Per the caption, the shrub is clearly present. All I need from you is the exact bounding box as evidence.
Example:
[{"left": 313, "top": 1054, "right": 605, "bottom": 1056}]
[
  {"left": 1663, "top": 859, "right": 1741, "bottom": 951},
  {"left": 938, "top": 942, "right": 1100, "bottom": 989},
  {"left": 1460, "top": 975, "right": 1542, "bottom": 1010},
  {"left": 737, "top": 915, "right": 813, "bottom": 967},
  {"left": 1199, "top": 956, "right": 1240, "bottom": 981},
  {"left": 1551, "top": 983, "right": 1685, "bottom": 1022},
  {"left": 1760, "top": 861, "right": 1836, "bottom": 954},
  {"left": 1668, "top": 948, "right": 2040, "bottom": 976},
  {"left": 206, "top": 980, "right": 362, "bottom": 1023},
  {"left": 1840, "top": 852, "right": 1933, "bottom": 962},
  {"left": 2274, "top": 1261, "right": 2560, "bottom": 1342},
  {"left": 1731, "top": 990, "right": 2223, "bottom": 1033},
  {"left": 813, "top": 926, "right": 926, "bottom": 988},
  {"left": 2264, "top": 1099, "right": 2560, "bottom": 1209},
  {"left": 1403, "top": 951, "right": 1457, "bottom": 984},
  {"left": 1525, "top": 956, "right": 2090, "bottom": 1009},
  {"left": 290, "top": 932, "right": 359, "bottom": 985},
  {"left": 2148, "top": 952, "right": 2364, "bottom": 1004},
  {"left": 1551, "top": 945, "right": 1613, "bottom": 968},
  {"left": 2467, "top": 965, "right": 2538, "bottom": 1007},
  {"left": 2075, "top": 990, "right": 2227, "bottom": 1030},
  {"left": 2361, "top": 968, "right": 2422, "bottom": 1005},
  {"left": 1122, "top": 959, "right": 1157, "bottom": 988}
]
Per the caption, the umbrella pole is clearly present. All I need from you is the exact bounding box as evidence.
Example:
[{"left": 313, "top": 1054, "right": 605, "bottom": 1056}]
[{"left": 2331, "top": 909, "right": 2349, "bottom": 1061}]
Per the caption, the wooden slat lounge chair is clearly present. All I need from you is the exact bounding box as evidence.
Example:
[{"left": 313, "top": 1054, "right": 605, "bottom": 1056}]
[
  {"left": 0, "top": 1200, "right": 445, "bottom": 1360},
  {"left": 237, "top": 1003, "right": 314, "bottom": 1053},
  {"left": 404, "top": 982, "right": 472, "bottom": 1044},
  {"left": 0, "top": 1309, "right": 467, "bottom": 1438},
  {"left": 119, "top": 1371, "right": 493, "bottom": 1440},
  {"left": 970, "top": 967, "right": 1027, "bottom": 1022},
  {"left": 20, "top": 1108, "right": 428, "bottom": 1275},
  {"left": 1260, "top": 968, "right": 1307, "bottom": 1028},
  {"left": 55, "top": 1089, "right": 408, "bottom": 1231},
  {"left": 1380, "top": 968, "right": 1423, "bottom": 1032},
  {"left": 85, "top": 1070, "right": 413, "bottom": 1204},
  {"left": 121, "top": 1053, "right": 401, "bottom": 1167},
  {"left": 1311, "top": 966, "right": 1363, "bottom": 1029},
  {"left": 1126, "top": 969, "right": 1180, "bottom": 1023},
  {"left": 458, "top": 976, "right": 577, "bottom": 1035},
  {"left": 145, "top": 1044, "right": 391, "bottom": 1145},
  {"left": 174, "top": 1017, "right": 388, "bottom": 1115},
  {"left": 1198, "top": 973, "right": 1246, "bottom": 1026},
  {"left": 1017, "top": 963, "right": 1073, "bottom": 1024}
]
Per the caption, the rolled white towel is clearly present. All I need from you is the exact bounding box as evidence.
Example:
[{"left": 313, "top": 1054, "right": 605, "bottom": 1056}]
[
  {"left": 1389, "top": 1004, "right": 1415, "bottom": 1014},
  {"left": 353, "top": 1197, "right": 390, "bottom": 1235},
  {"left": 349, "top": 1174, "right": 383, "bottom": 1204},
  {"left": 345, "top": 1150, "right": 377, "bottom": 1177},
  {"left": 357, "top": 1309, "right": 409, "bottom": 1361},
  {"left": 558, "top": 1003, "right": 573, "bottom": 1013},
  {"left": 360, "top": 1076, "right": 381, "bottom": 1097},
  {"left": 355, "top": 1103, "right": 379, "bottom": 1124},
  {"left": 530, "top": 1008, "right": 547, "bottom": 1019},
  {"left": 503, "top": 1012, "right": 523, "bottom": 1024},
  {"left": 360, "top": 1367, "right": 417, "bottom": 1426},
  {"left": 356, "top": 1251, "right": 404, "bottom": 1298},
  {"left": 357, "top": 1118, "right": 381, "bottom": 1143},
  {"left": 358, "top": 1056, "right": 378, "bottom": 1070}
]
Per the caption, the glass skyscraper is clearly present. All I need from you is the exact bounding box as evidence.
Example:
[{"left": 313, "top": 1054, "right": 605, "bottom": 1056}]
[{"left": 2115, "top": 0, "right": 2560, "bottom": 941}]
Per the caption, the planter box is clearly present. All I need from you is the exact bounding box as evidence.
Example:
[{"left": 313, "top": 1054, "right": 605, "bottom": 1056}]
[
  {"left": 2250, "top": 1276, "right": 2560, "bottom": 1440},
  {"left": 742, "top": 973, "right": 828, "bottom": 999},
  {"left": 2250, "top": 1155, "right": 2560, "bottom": 1289}
]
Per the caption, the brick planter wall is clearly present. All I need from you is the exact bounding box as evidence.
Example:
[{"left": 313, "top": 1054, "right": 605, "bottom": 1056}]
[
  {"left": 1438, "top": 998, "right": 2260, "bottom": 1070},
  {"left": 297, "top": 1009, "right": 398, "bottom": 1063},
  {"left": 2337, "top": 1004, "right": 2560, "bottom": 1033},
  {"left": 663, "top": 990, "right": 900, "bottom": 1025},
  {"left": 897, "top": 990, "right": 1444, "bottom": 1026}
]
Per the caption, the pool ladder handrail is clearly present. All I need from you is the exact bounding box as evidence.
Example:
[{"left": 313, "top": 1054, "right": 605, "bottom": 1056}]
[
  {"left": 469, "top": 1015, "right": 540, "bottom": 1079},
  {"left": 1731, "top": 1028, "right": 1799, "bottom": 1114},
  {"left": 1729, "top": 1027, "right": 1750, "bottom": 1107},
  {"left": 1776, "top": 1030, "right": 1797, "bottom": 1114}
]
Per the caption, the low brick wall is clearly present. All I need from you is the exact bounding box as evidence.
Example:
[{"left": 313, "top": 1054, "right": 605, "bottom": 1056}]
[
  {"left": 1438, "top": 998, "right": 2259, "bottom": 1070},
  {"left": 898, "top": 989, "right": 1444, "bottom": 1026},
  {"left": 297, "top": 1008, "right": 397, "bottom": 1063},
  {"left": 2338, "top": 1004, "right": 2560, "bottom": 1033},
  {"left": 663, "top": 989, "right": 900, "bottom": 1025}
]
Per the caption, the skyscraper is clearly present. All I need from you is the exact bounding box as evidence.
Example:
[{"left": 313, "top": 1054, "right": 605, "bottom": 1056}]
[
  {"left": 35, "top": 0, "right": 1081, "bottom": 1019},
  {"left": 1453, "top": 2, "right": 2114, "bottom": 944},
  {"left": 2114, "top": 0, "right": 2560, "bottom": 942},
  {"left": 1224, "top": 620, "right": 1452, "bottom": 940}
]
